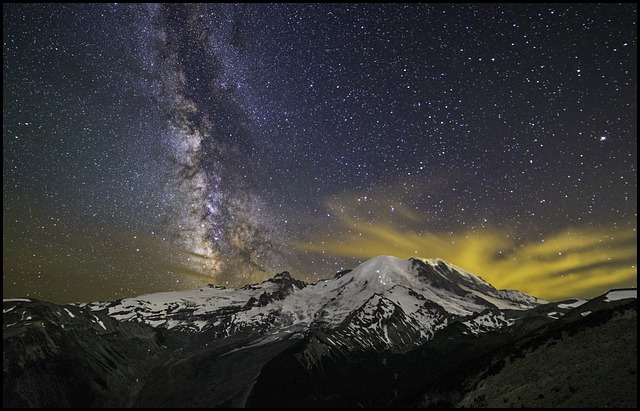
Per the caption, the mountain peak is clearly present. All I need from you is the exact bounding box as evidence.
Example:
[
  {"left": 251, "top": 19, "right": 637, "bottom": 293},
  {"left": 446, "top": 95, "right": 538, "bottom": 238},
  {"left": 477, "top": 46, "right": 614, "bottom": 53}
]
[
  {"left": 266, "top": 270, "right": 308, "bottom": 291},
  {"left": 64, "top": 254, "right": 544, "bottom": 337},
  {"left": 273, "top": 271, "right": 292, "bottom": 280}
]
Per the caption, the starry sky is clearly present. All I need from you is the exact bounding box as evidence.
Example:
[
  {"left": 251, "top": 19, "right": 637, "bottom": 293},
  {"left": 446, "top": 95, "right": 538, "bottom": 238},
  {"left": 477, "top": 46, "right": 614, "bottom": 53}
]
[{"left": 3, "top": 3, "right": 637, "bottom": 303}]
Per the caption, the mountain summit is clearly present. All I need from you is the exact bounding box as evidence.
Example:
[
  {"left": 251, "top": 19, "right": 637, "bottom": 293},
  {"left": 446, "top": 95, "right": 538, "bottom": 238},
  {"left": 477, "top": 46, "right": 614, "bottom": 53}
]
[
  {"left": 79, "top": 255, "right": 543, "bottom": 339},
  {"left": 3, "top": 255, "right": 636, "bottom": 408}
]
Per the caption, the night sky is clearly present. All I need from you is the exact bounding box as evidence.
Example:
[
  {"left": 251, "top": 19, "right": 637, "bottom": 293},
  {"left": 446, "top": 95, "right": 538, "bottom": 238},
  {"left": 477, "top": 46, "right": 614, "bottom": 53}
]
[{"left": 3, "top": 3, "right": 637, "bottom": 303}]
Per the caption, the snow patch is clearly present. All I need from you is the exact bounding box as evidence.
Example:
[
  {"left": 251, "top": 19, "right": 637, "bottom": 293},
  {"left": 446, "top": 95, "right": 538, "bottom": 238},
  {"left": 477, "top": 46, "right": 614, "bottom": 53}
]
[
  {"left": 462, "top": 311, "right": 514, "bottom": 334},
  {"left": 93, "top": 315, "right": 107, "bottom": 330},
  {"left": 63, "top": 308, "right": 76, "bottom": 318},
  {"left": 558, "top": 299, "right": 587, "bottom": 309},
  {"left": 604, "top": 289, "right": 637, "bottom": 302}
]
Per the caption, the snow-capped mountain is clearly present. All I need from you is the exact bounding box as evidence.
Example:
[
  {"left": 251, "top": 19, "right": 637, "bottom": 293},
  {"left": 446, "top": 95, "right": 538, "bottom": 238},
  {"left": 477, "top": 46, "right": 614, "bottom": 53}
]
[
  {"left": 3, "top": 256, "right": 637, "bottom": 408},
  {"left": 78, "top": 256, "right": 544, "bottom": 347}
]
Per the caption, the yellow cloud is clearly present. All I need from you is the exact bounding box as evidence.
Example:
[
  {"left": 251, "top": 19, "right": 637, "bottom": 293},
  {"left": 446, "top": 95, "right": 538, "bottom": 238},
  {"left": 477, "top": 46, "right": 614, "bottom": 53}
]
[{"left": 298, "top": 195, "right": 637, "bottom": 301}]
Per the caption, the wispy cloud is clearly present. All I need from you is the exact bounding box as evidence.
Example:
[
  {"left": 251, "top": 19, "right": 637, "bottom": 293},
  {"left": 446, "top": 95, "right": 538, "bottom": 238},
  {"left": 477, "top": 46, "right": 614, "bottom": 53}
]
[{"left": 298, "top": 191, "right": 637, "bottom": 301}]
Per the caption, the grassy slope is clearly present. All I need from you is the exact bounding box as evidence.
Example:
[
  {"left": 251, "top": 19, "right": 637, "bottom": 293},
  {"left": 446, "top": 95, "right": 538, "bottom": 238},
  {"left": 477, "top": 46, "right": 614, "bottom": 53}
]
[{"left": 457, "top": 306, "right": 637, "bottom": 408}]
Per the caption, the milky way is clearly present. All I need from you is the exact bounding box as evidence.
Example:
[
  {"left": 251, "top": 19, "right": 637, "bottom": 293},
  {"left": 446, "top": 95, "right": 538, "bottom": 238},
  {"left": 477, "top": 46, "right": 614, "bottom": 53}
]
[
  {"left": 3, "top": 4, "right": 637, "bottom": 302},
  {"left": 146, "top": 4, "right": 287, "bottom": 285}
]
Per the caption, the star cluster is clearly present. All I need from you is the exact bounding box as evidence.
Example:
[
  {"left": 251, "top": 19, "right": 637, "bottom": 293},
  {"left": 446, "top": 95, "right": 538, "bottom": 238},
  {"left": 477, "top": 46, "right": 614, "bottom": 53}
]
[{"left": 3, "top": 4, "right": 636, "bottom": 303}]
